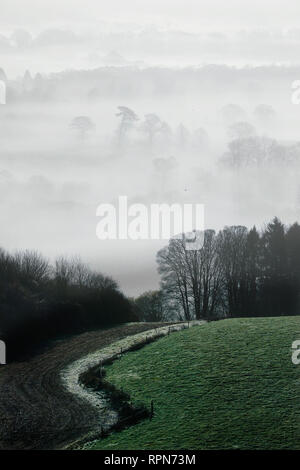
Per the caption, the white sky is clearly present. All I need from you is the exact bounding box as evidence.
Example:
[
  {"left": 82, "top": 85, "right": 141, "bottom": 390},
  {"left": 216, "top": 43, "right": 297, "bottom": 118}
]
[{"left": 1, "top": 0, "right": 300, "bottom": 33}]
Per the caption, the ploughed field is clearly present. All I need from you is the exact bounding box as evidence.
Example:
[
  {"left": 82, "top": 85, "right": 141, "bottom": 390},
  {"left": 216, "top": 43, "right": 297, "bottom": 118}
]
[
  {"left": 0, "top": 322, "right": 164, "bottom": 450},
  {"left": 87, "top": 317, "right": 300, "bottom": 450}
]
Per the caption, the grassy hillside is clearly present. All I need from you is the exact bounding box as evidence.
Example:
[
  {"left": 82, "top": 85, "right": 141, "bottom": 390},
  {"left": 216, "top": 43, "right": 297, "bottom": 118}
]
[{"left": 87, "top": 317, "right": 300, "bottom": 450}]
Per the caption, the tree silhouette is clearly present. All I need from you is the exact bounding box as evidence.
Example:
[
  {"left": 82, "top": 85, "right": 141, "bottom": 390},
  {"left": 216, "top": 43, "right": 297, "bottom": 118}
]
[
  {"left": 142, "top": 113, "right": 162, "bottom": 148},
  {"left": 115, "top": 106, "right": 139, "bottom": 145},
  {"left": 157, "top": 217, "right": 300, "bottom": 319},
  {"left": 70, "top": 116, "right": 95, "bottom": 140}
]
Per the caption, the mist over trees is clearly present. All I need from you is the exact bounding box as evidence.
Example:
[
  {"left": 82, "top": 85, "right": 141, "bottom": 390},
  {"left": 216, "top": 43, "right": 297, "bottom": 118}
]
[
  {"left": 221, "top": 136, "right": 300, "bottom": 169},
  {"left": 115, "top": 106, "right": 139, "bottom": 146},
  {"left": 70, "top": 116, "right": 95, "bottom": 140},
  {"left": 1, "top": 60, "right": 300, "bottom": 297},
  {"left": 152, "top": 217, "right": 300, "bottom": 321},
  {"left": 1, "top": 5, "right": 300, "bottom": 368}
]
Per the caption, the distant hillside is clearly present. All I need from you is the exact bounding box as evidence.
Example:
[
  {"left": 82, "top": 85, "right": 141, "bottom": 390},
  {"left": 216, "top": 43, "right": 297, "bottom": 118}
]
[{"left": 6, "top": 64, "right": 300, "bottom": 103}]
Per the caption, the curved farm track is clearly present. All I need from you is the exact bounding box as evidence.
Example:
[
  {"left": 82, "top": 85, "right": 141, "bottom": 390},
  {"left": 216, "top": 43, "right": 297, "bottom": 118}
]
[{"left": 0, "top": 322, "right": 164, "bottom": 450}]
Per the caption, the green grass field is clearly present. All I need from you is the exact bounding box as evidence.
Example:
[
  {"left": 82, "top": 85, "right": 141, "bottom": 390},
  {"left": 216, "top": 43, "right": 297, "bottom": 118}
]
[{"left": 87, "top": 317, "right": 300, "bottom": 450}]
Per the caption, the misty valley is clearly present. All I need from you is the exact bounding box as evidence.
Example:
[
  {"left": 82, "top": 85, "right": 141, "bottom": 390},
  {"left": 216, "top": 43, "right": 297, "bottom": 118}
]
[
  {"left": 0, "top": 1, "right": 300, "bottom": 454},
  {"left": 0, "top": 65, "right": 300, "bottom": 294}
]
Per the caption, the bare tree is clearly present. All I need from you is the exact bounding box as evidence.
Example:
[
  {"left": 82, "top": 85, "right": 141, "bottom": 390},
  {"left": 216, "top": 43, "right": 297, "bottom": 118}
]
[
  {"left": 217, "top": 226, "right": 248, "bottom": 316},
  {"left": 220, "top": 135, "right": 278, "bottom": 169},
  {"left": 157, "top": 239, "right": 192, "bottom": 320},
  {"left": 157, "top": 230, "right": 222, "bottom": 320},
  {"left": 54, "top": 256, "right": 92, "bottom": 288},
  {"left": 14, "top": 250, "right": 51, "bottom": 286}
]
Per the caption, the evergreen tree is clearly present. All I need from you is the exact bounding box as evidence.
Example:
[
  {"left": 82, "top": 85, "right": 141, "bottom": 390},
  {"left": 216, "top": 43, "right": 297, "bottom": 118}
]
[{"left": 261, "top": 217, "right": 288, "bottom": 315}]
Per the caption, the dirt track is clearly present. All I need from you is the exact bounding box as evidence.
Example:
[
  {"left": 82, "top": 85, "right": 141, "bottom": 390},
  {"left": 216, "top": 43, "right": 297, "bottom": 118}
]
[{"left": 0, "top": 323, "right": 164, "bottom": 450}]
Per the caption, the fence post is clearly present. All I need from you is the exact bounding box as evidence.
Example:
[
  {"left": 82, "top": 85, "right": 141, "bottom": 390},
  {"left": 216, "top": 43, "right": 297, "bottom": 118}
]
[{"left": 0, "top": 340, "right": 6, "bottom": 365}]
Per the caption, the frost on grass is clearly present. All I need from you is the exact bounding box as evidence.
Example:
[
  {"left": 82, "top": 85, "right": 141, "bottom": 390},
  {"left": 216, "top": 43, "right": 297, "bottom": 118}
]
[{"left": 60, "top": 321, "right": 205, "bottom": 433}]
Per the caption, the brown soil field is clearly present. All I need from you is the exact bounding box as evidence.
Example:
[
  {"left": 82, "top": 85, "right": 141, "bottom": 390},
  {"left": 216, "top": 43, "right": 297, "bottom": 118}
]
[{"left": 0, "top": 322, "right": 164, "bottom": 450}]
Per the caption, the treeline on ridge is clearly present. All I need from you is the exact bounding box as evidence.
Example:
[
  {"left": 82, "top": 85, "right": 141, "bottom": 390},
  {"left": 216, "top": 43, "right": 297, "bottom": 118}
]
[
  {"left": 135, "top": 217, "right": 300, "bottom": 322},
  {"left": 0, "top": 251, "right": 135, "bottom": 362}
]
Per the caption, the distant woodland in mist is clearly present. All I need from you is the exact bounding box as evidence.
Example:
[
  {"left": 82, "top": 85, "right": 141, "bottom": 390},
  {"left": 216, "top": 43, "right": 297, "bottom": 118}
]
[
  {"left": 2, "top": 64, "right": 300, "bottom": 102},
  {"left": 1, "top": 59, "right": 300, "bottom": 361}
]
